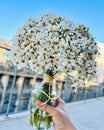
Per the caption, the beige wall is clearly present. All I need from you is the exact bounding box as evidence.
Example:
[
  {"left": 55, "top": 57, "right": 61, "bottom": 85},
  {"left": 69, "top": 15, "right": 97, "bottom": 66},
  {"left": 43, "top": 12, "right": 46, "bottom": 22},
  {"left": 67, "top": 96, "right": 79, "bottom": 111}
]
[{"left": 0, "top": 40, "right": 11, "bottom": 63}]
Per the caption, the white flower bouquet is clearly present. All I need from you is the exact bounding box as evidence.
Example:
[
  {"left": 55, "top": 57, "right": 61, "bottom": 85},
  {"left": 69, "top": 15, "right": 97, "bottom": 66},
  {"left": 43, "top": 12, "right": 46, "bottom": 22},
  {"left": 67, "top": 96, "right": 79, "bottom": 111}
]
[{"left": 10, "top": 14, "right": 98, "bottom": 129}]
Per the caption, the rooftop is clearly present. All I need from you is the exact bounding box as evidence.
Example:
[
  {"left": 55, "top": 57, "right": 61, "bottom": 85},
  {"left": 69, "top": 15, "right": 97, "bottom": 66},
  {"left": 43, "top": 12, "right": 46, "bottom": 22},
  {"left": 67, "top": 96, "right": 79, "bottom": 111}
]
[{"left": 0, "top": 98, "right": 104, "bottom": 130}]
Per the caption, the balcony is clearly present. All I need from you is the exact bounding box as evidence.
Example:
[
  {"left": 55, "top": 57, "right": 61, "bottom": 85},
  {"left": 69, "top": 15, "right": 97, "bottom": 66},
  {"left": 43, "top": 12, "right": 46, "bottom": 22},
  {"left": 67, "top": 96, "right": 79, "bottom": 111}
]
[{"left": 0, "top": 98, "right": 104, "bottom": 130}]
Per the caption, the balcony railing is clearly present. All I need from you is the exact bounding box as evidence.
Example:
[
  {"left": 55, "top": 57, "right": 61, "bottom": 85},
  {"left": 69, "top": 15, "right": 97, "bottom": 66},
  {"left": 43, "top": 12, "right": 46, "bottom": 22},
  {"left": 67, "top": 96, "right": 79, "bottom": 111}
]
[{"left": 0, "top": 71, "right": 104, "bottom": 118}]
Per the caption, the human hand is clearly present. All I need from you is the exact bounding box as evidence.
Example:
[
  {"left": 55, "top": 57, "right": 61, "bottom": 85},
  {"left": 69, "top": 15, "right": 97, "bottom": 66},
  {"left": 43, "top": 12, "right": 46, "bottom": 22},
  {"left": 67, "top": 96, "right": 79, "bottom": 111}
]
[{"left": 36, "top": 98, "right": 76, "bottom": 130}]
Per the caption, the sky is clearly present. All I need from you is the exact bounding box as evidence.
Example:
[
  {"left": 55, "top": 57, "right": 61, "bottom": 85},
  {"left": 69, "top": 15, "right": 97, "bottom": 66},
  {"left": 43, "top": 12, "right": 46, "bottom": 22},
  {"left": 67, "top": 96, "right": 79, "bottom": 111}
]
[{"left": 0, "top": 0, "right": 104, "bottom": 43}]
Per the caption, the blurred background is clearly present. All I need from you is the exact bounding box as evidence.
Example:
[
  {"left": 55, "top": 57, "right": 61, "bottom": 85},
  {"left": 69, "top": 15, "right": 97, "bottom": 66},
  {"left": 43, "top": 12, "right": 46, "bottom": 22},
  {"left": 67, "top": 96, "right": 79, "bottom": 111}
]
[
  {"left": 0, "top": 0, "right": 104, "bottom": 119},
  {"left": 0, "top": 39, "right": 104, "bottom": 116}
]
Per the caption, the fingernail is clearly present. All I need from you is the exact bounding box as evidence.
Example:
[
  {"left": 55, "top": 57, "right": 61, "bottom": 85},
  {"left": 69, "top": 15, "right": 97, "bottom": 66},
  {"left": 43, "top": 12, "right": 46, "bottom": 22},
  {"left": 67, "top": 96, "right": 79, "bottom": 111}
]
[
  {"left": 36, "top": 101, "right": 42, "bottom": 107},
  {"left": 56, "top": 98, "right": 60, "bottom": 101}
]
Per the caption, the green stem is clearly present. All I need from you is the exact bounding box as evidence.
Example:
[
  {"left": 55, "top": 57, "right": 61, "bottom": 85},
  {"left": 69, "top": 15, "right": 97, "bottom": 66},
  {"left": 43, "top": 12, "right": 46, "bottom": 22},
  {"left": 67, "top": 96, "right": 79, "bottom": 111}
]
[{"left": 30, "top": 69, "right": 54, "bottom": 129}]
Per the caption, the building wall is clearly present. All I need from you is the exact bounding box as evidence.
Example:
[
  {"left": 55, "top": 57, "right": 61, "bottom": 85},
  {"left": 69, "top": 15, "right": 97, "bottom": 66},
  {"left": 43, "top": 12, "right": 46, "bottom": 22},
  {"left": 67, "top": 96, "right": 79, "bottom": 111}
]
[{"left": 0, "top": 40, "right": 11, "bottom": 63}]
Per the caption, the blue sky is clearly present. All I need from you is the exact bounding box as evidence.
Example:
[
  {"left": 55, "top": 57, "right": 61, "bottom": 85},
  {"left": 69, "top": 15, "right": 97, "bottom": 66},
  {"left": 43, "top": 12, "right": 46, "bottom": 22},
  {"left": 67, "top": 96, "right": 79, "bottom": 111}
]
[{"left": 0, "top": 0, "right": 104, "bottom": 43}]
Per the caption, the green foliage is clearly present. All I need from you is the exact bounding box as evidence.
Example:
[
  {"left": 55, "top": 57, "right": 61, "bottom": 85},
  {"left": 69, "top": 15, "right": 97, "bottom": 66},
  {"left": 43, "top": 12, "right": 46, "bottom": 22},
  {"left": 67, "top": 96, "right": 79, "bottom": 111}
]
[{"left": 30, "top": 77, "right": 53, "bottom": 129}]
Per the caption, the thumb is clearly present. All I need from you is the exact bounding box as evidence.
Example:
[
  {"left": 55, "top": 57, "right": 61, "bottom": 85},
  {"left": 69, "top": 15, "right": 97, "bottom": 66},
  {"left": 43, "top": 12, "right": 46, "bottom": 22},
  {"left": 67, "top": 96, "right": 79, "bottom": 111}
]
[{"left": 36, "top": 101, "right": 57, "bottom": 116}]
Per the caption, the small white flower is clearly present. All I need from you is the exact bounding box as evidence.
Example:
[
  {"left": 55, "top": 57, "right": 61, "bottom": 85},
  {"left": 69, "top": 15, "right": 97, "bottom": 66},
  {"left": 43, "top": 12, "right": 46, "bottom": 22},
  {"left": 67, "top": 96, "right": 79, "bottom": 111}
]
[
  {"left": 52, "top": 90, "right": 57, "bottom": 97},
  {"left": 10, "top": 13, "right": 98, "bottom": 88}
]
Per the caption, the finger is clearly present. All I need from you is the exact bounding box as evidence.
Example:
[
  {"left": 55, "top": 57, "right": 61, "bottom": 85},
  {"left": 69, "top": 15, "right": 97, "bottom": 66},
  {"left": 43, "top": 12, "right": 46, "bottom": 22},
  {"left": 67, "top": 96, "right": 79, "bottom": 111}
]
[
  {"left": 55, "top": 98, "right": 66, "bottom": 110},
  {"left": 52, "top": 97, "right": 65, "bottom": 107},
  {"left": 36, "top": 101, "right": 57, "bottom": 116},
  {"left": 52, "top": 98, "right": 60, "bottom": 107},
  {"left": 57, "top": 97, "right": 65, "bottom": 103},
  {"left": 56, "top": 98, "right": 65, "bottom": 106}
]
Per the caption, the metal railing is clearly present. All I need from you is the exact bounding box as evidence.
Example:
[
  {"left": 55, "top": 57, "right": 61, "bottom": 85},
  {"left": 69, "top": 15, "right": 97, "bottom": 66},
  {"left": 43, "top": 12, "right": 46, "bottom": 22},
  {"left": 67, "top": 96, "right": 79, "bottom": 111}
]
[
  {"left": 0, "top": 77, "right": 104, "bottom": 118},
  {"left": 5, "top": 67, "right": 17, "bottom": 118}
]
